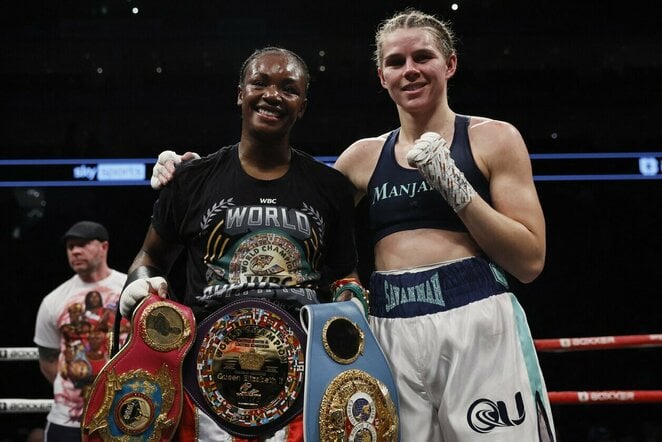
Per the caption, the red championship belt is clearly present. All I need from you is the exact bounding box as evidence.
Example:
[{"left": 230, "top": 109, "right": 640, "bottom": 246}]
[{"left": 82, "top": 294, "right": 195, "bottom": 441}]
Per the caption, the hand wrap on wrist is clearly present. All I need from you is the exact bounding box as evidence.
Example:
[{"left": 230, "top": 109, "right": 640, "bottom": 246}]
[
  {"left": 151, "top": 150, "right": 201, "bottom": 190},
  {"left": 330, "top": 277, "right": 369, "bottom": 318},
  {"left": 119, "top": 266, "right": 168, "bottom": 318},
  {"left": 151, "top": 150, "right": 181, "bottom": 190},
  {"left": 407, "top": 132, "right": 477, "bottom": 212}
]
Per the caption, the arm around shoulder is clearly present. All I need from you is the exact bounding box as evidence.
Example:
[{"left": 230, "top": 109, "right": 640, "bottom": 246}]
[{"left": 334, "top": 135, "right": 386, "bottom": 203}]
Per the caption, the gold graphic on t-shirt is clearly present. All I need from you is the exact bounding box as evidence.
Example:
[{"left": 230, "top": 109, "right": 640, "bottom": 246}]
[
  {"left": 140, "top": 302, "right": 192, "bottom": 352},
  {"left": 320, "top": 369, "right": 398, "bottom": 442},
  {"left": 228, "top": 232, "right": 305, "bottom": 285},
  {"left": 248, "top": 254, "right": 285, "bottom": 275}
]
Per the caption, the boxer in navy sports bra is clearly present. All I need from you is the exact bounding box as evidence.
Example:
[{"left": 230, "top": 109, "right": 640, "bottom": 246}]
[
  {"left": 153, "top": 10, "right": 557, "bottom": 441},
  {"left": 335, "top": 10, "right": 557, "bottom": 441},
  {"left": 369, "top": 115, "right": 491, "bottom": 242}
]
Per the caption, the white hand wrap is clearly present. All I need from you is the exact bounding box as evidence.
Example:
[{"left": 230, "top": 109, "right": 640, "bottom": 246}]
[
  {"left": 407, "top": 132, "right": 477, "bottom": 212},
  {"left": 150, "top": 150, "right": 181, "bottom": 190},
  {"left": 119, "top": 276, "right": 167, "bottom": 318}
]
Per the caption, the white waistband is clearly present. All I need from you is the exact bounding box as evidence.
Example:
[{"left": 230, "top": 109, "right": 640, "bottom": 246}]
[{"left": 376, "top": 256, "right": 475, "bottom": 275}]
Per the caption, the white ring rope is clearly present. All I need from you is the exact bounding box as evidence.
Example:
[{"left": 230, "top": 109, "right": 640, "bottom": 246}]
[
  {"left": 0, "top": 347, "right": 39, "bottom": 361},
  {"left": 0, "top": 399, "right": 53, "bottom": 414},
  {"left": 3, "top": 333, "right": 661, "bottom": 412}
]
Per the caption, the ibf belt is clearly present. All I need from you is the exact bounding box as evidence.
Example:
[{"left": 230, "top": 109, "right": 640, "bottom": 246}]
[
  {"left": 301, "top": 301, "right": 400, "bottom": 441},
  {"left": 82, "top": 294, "right": 195, "bottom": 441},
  {"left": 183, "top": 298, "right": 307, "bottom": 438}
]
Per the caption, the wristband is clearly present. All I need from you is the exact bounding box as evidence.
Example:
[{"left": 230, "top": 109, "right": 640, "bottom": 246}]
[{"left": 331, "top": 278, "right": 369, "bottom": 318}]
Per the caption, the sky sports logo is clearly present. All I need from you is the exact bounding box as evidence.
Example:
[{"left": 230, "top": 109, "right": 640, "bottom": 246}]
[{"left": 73, "top": 163, "right": 146, "bottom": 181}]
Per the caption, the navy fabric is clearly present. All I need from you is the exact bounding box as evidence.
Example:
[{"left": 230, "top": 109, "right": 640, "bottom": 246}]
[
  {"left": 369, "top": 256, "right": 509, "bottom": 318},
  {"left": 368, "top": 115, "right": 492, "bottom": 243},
  {"left": 44, "top": 421, "right": 80, "bottom": 442}
]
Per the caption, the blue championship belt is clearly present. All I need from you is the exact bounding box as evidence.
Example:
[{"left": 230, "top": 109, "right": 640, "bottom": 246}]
[
  {"left": 183, "top": 298, "right": 307, "bottom": 438},
  {"left": 301, "top": 301, "right": 400, "bottom": 441}
]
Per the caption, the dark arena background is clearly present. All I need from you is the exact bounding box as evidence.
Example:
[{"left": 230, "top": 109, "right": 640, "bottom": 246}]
[{"left": 1, "top": 1, "right": 661, "bottom": 441}]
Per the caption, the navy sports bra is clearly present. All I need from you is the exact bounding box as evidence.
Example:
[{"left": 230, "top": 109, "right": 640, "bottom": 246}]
[{"left": 367, "top": 114, "right": 491, "bottom": 243}]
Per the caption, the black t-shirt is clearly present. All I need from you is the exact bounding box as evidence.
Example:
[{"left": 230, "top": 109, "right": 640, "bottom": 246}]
[{"left": 152, "top": 144, "right": 357, "bottom": 315}]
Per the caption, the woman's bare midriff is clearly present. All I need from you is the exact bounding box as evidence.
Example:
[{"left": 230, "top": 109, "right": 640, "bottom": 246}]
[{"left": 373, "top": 228, "right": 482, "bottom": 272}]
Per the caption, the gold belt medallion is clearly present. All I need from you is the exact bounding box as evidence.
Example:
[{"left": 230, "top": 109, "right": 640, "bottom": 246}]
[
  {"left": 320, "top": 369, "right": 398, "bottom": 442},
  {"left": 84, "top": 366, "right": 176, "bottom": 441},
  {"left": 140, "top": 301, "right": 193, "bottom": 352}
]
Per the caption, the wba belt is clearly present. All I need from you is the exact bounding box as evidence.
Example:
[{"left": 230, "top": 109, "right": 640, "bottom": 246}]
[
  {"left": 82, "top": 294, "right": 195, "bottom": 441},
  {"left": 183, "top": 298, "right": 307, "bottom": 438},
  {"left": 301, "top": 301, "right": 400, "bottom": 441}
]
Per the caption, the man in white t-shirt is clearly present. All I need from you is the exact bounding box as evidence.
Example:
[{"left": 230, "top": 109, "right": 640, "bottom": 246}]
[{"left": 34, "top": 221, "right": 127, "bottom": 441}]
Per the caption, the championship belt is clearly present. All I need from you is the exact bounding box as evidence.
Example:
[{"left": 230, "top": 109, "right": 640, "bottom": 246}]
[
  {"left": 301, "top": 301, "right": 400, "bottom": 441},
  {"left": 183, "top": 298, "right": 307, "bottom": 438},
  {"left": 82, "top": 294, "right": 195, "bottom": 441}
]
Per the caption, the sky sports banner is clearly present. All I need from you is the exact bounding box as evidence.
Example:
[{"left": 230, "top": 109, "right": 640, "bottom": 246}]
[
  {"left": 0, "top": 158, "right": 150, "bottom": 187},
  {"left": 1, "top": 153, "right": 662, "bottom": 187}
]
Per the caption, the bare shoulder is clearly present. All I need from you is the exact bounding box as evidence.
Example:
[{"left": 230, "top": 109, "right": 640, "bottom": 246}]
[
  {"left": 469, "top": 117, "right": 524, "bottom": 148},
  {"left": 335, "top": 134, "right": 388, "bottom": 167},
  {"left": 334, "top": 133, "right": 389, "bottom": 194},
  {"left": 467, "top": 116, "right": 531, "bottom": 173}
]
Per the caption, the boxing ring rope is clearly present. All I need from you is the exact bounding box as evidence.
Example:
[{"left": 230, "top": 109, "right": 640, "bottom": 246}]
[
  {"left": 548, "top": 390, "right": 662, "bottom": 405},
  {"left": 534, "top": 333, "right": 662, "bottom": 352},
  {"left": 533, "top": 333, "right": 662, "bottom": 405},
  {"left": 2, "top": 333, "right": 662, "bottom": 412},
  {"left": 0, "top": 399, "right": 53, "bottom": 414}
]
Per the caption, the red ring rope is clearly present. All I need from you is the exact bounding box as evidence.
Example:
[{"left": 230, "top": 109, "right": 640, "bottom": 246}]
[
  {"left": 548, "top": 390, "right": 662, "bottom": 405},
  {"left": 534, "top": 334, "right": 662, "bottom": 352}
]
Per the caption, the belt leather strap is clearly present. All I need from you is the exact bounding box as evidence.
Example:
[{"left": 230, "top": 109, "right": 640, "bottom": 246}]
[
  {"left": 82, "top": 294, "right": 195, "bottom": 441},
  {"left": 301, "top": 301, "right": 400, "bottom": 441}
]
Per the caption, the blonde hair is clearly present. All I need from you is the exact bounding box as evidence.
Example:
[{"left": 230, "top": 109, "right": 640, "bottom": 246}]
[{"left": 374, "top": 8, "right": 456, "bottom": 68}]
